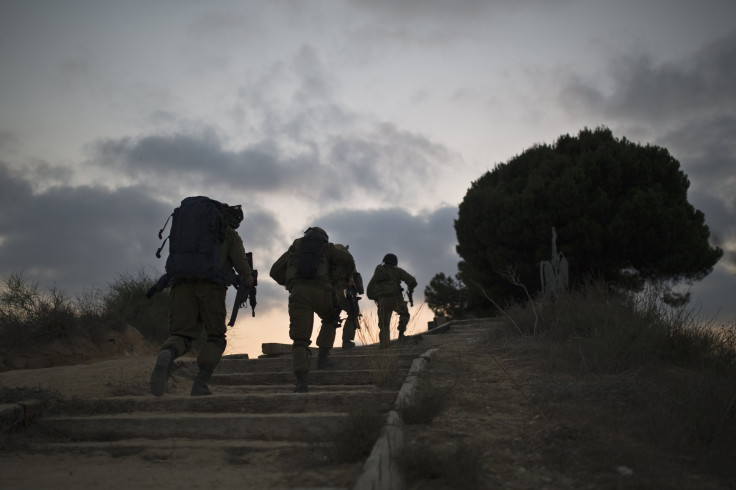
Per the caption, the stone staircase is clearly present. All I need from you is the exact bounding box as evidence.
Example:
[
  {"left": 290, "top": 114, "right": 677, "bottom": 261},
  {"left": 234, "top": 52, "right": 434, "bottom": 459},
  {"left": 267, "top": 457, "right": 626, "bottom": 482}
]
[{"left": 1, "top": 318, "right": 497, "bottom": 489}]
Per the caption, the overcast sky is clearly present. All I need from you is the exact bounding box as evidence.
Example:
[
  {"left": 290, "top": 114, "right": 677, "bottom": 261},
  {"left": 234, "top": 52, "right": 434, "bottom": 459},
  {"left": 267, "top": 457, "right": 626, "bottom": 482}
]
[{"left": 1, "top": 1, "right": 735, "bottom": 356}]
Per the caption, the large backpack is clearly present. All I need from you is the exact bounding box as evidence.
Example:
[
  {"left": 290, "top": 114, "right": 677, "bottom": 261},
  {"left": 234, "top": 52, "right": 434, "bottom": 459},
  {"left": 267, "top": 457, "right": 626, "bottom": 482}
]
[
  {"left": 295, "top": 227, "right": 328, "bottom": 279},
  {"left": 269, "top": 251, "right": 289, "bottom": 286},
  {"left": 158, "top": 196, "right": 231, "bottom": 285}
]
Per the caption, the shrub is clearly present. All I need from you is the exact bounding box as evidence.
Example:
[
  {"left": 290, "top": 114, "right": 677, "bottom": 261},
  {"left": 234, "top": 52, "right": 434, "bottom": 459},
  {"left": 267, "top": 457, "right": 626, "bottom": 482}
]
[
  {"left": 0, "top": 270, "right": 170, "bottom": 352},
  {"left": 101, "top": 270, "right": 169, "bottom": 345},
  {"left": 503, "top": 281, "right": 736, "bottom": 375},
  {"left": 320, "top": 408, "right": 385, "bottom": 463},
  {"left": 0, "top": 273, "right": 81, "bottom": 348}
]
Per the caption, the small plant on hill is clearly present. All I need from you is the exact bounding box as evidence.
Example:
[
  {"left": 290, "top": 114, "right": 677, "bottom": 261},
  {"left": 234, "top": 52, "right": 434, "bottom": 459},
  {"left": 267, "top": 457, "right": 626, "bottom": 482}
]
[
  {"left": 101, "top": 270, "right": 169, "bottom": 345},
  {"left": 320, "top": 407, "right": 385, "bottom": 463},
  {"left": 0, "top": 270, "right": 171, "bottom": 359},
  {"left": 499, "top": 279, "right": 736, "bottom": 480},
  {"left": 0, "top": 273, "right": 81, "bottom": 349},
  {"left": 356, "top": 312, "right": 402, "bottom": 388}
]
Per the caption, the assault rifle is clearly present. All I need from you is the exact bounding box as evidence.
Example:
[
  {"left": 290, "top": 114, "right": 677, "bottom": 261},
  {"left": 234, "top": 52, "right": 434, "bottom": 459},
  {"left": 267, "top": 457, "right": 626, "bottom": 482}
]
[
  {"left": 345, "top": 272, "right": 364, "bottom": 329},
  {"left": 228, "top": 252, "right": 258, "bottom": 326},
  {"left": 407, "top": 288, "right": 414, "bottom": 307}
]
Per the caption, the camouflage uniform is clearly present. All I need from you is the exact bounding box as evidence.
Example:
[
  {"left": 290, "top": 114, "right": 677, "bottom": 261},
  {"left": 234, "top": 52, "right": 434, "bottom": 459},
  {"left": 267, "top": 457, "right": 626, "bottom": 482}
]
[
  {"left": 161, "top": 227, "right": 252, "bottom": 368},
  {"left": 151, "top": 226, "right": 253, "bottom": 396},
  {"left": 271, "top": 228, "right": 355, "bottom": 392},
  {"left": 367, "top": 254, "right": 417, "bottom": 348}
]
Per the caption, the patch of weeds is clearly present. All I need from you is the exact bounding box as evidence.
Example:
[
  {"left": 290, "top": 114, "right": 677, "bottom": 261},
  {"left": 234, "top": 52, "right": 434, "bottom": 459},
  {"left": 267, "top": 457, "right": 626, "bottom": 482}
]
[
  {"left": 397, "top": 439, "right": 483, "bottom": 489},
  {"left": 357, "top": 313, "right": 404, "bottom": 388},
  {"left": 319, "top": 408, "right": 384, "bottom": 463},
  {"left": 367, "top": 348, "right": 403, "bottom": 388}
]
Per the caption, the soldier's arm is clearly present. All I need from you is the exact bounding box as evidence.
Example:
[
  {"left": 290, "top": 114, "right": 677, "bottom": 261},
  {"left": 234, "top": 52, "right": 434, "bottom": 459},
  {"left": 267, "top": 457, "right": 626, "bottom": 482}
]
[
  {"left": 400, "top": 268, "right": 418, "bottom": 291},
  {"left": 228, "top": 229, "right": 254, "bottom": 286}
]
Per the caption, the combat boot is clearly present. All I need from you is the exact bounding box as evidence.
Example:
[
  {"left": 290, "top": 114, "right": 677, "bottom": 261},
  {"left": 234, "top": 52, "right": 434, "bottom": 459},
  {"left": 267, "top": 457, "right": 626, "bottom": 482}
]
[
  {"left": 398, "top": 332, "right": 409, "bottom": 345},
  {"left": 316, "top": 347, "right": 334, "bottom": 369},
  {"left": 191, "top": 367, "right": 214, "bottom": 396},
  {"left": 150, "top": 348, "right": 175, "bottom": 397},
  {"left": 294, "top": 371, "right": 309, "bottom": 393},
  {"left": 342, "top": 340, "right": 355, "bottom": 349}
]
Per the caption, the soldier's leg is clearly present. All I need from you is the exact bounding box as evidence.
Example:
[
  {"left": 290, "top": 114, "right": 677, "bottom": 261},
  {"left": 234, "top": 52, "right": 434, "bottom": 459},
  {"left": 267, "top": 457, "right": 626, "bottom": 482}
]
[
  {"left": 288, "top": 287, "right": 316, "bottom": 383},
  {"left": 316, "top": 322, "right": 336, "bottom": 369},
  {"left": 192, "top": 283, "right": 228, "bottom": 396},
  {"left": 396, "top": 300, "right": 411, "bottom": 336},
  {"left": 338, "top": 292, "right": 356, "bottom": 346},
  {"left": 342, "top": 318, "right": 357, "bottom": 347},
  {"left": 195, "top": 283, "right": 228, "bottom": 371},
  {"left": 316, "top": 289, "right": 339, "bottom": 368},
  {"left": 376, "top": 297, "right": 394, "bottom": 349},
  {"left": 160, "top": 282, "right": 200, "bottom": 356},
  {"left": 316, "top": 297, "right": 339, "bottom": 349},
  {"left": 151, "top": 283, "right": 199, "bottom": 396}
]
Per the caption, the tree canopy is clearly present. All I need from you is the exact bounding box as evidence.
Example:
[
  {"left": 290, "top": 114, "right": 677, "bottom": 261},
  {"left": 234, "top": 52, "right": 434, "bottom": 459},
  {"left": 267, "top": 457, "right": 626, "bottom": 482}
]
[
  {"left": 422, "top": 272, "right": 469, "bottom": 318},
  {"left": 453, "top": 127, "right": 723, "bottom": 306}
]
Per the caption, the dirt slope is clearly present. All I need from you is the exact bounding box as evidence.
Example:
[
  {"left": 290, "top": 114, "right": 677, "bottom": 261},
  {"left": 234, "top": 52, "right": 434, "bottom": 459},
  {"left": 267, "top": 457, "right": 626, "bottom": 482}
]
[{"left": 2, "top": 320, "right": 734, "bottom": 489}]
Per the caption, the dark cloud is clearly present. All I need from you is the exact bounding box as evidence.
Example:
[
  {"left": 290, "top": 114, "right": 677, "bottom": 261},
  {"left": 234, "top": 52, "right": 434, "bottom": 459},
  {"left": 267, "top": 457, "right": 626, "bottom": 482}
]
[
  {"left": 0, "top": 161, "right": 283, "bottom": 299},
  {"left": 562, "top": 32, "right": 736, "bottom": 123},
  {"left": 660, "top": 115, "right": 736, "bottom": 185},
  {"left": 93, "top": 131, "right": 297, "bottom": 191},
  {"left": 0, "top": 161, "right": 32, "bottom": 209},
  {"left": 326, "top": 122, "right": 450, "bottom": 201},
  {"left": 0, "top": 164, "right": 171, "bottom": 295},
  {"left": 91, "top": 118, "right": 454, "bottom": 207}
]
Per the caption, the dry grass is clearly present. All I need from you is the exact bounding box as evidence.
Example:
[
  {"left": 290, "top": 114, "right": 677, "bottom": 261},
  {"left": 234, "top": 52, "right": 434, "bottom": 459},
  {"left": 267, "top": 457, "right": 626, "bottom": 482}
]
[
  {"left": 399, "top": 283, "right": 736, "bottom": 489},
  {"left": 319, "top": 407, "right": 385, "bottom": 463}
]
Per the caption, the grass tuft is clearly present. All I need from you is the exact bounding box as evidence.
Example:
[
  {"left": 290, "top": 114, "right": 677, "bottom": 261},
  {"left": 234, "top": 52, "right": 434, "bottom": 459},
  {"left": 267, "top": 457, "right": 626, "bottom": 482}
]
[
  {"left": 495, "top": 279, "right": 736, "bottom": 477},
  {"left": 0, "top": 271, "right": 170, "bottom": 354},
  {"left": 319, "top": 407, "right": 385, "bottom": 463}
]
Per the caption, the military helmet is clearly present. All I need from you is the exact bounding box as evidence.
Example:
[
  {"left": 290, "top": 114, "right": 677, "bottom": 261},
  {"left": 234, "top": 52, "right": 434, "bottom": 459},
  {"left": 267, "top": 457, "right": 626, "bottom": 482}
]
[
  {"left": 304, "top": 226, "right": 328, "bottom": 241},
  {"left": 221, "top": 204, "right": 244, "bottom": 229},
  {"left": 383, "top": 253, "right": 398, "bottom": 266}
]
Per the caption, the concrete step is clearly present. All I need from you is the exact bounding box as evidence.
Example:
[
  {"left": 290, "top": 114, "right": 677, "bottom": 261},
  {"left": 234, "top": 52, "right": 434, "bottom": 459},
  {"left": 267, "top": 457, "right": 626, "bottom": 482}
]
[
  {"left": 38, "top": 412, "right": 349, "bottom": 442},
  {"left": 211, "top": 369, "right": 391, "bottom": 386},
  {"left": 47, "top": 391, "right": 397, "bottom": 415},
  {"left": 216, "top": 353, "right": 417, "bottom": 373},
  {"left": 30, "top": 438, "right": 307, "bottom": 455},
  {"left": 210, "top": 384, "right": 384, "bottom": 394}
]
